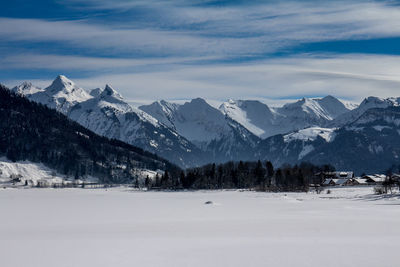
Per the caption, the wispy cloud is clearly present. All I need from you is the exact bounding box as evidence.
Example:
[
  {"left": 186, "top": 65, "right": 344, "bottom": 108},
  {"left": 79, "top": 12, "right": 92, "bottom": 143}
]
[
  {"left": 2, "top": 1, "right": 400, "bottom": 58},
  {"left": 0, "top": 53, "right": 219, "bottom": 71}
]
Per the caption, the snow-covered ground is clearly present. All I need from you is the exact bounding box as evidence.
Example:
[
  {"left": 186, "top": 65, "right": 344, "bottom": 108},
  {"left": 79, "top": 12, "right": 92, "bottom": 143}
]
[{"left": 1, "top": 187, "right": 399, "bottom": 267}]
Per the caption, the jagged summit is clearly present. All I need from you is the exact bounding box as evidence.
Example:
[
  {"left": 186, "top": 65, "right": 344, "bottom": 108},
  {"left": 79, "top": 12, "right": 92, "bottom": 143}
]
[
  {"left": 46, "top": 75, "right": 76, "bottom": 93},
  {"left": 103, "top": 84, "right": 118, "bottom": 95},
  {"left": 99, "top": 84, "right": 123, "bottom": 100}
]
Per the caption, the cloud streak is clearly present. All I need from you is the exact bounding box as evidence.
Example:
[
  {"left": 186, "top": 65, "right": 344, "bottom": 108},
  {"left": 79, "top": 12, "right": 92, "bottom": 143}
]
[
  {"left": 2, "top": 1, "right": 400, "bottom": 58},
  {"left": 2, "top": 0, "right": 400, "bottom": 104}
]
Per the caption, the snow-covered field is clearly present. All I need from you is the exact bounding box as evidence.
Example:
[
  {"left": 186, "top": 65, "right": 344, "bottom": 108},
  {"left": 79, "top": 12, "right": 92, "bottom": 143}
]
[{"left": 1, "top": 187, "right": 399, "bottom": 267}]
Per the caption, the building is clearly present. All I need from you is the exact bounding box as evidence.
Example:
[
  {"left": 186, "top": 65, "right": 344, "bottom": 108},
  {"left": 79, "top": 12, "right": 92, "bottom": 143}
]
[
  {"left": 362, "top": 174, "right": 386, "bottom": 184},
  {"left": 318, "top": 171, "right": 354, "bottom": 186}
]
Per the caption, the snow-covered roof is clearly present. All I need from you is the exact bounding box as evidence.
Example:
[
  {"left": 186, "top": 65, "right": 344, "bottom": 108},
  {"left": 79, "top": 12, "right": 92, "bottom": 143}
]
[
  {"left": 353, "top": 178, "right": 368, "bottom": 184},
  {"left": 363, "top": 174, "right": 386, "bottom": 182}
]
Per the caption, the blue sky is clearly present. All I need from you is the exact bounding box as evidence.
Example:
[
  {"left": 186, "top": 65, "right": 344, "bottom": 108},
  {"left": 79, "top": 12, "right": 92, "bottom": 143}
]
[{"left": 2, "top": 0, "right": 400, "bottom": 105}]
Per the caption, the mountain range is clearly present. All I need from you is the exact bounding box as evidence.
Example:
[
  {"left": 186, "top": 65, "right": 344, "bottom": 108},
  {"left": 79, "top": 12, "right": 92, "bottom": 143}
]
[{"left": 10, "top": 75, "right": 400, "bottom": 174}]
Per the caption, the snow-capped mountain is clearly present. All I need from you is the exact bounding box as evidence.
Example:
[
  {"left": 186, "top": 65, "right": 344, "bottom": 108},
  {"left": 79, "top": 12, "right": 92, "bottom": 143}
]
[
  {"left": 11, "top": 82, "right": 43, "bottom": 95},
  {"left": 140, "top": 98, "right": 260, "bottom": 162},
  {"left": 220, "top": 96, "right": 349, "bottom": 139},
  {"left": 332, "top": 96, "right": 400, "bottom": 126},
  {"left": 28, "top": 75, "right": 93, "bottom": 114},
  {"left": 277, "top": 95, "right": 348, "bottom": 121}
]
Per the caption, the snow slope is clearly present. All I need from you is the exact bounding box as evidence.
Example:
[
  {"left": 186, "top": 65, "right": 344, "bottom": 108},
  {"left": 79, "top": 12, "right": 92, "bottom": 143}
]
[
  {"left": 219, "top": 99, "right": 275, "bottom": 138},
  {"left": 0, "top": 188, "right": 399, "bottom": 267},
  {"left": 283, "top": 127, "right": 336, "bottom": 143}
]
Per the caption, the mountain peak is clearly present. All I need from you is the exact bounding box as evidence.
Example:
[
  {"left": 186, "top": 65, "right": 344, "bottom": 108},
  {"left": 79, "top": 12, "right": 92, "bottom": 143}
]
[
  {"left": 322, "top": 95, "right": 337, "bottom": 101},
  {"left": 46, "top": 75, "right": 76, "bottom": 94},
  {"left": 190, "top": 97, "right": 207, "bottom": 105},
  {"left": 100, "top": 84, "right": 123, "bottom": 100},
  {"left": 20, "top": 81, "right": 33, "bottom": 87}
]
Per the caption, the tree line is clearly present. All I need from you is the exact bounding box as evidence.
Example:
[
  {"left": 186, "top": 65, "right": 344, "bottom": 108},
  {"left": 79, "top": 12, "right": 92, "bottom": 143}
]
[{"left": 146, "top": 160, "right": 335, "bottom": 192}]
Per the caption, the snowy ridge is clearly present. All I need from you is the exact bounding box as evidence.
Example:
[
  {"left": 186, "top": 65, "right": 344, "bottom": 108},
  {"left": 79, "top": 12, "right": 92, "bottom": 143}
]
[{"left": 276, "top": 95, "right": 349, "bottom": 121}]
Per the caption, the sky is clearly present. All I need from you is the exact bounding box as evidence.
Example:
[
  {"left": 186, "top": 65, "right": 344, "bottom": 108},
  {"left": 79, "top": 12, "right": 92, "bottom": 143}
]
[{"left": 2, "top": 0, "right": 400, "bottom": 106}]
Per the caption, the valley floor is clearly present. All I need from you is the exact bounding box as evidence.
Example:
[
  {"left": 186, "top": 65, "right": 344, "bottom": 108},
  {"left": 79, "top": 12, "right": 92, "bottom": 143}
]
[{"left": 1, "top": 187, "right": 399, "bottom": 267}]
